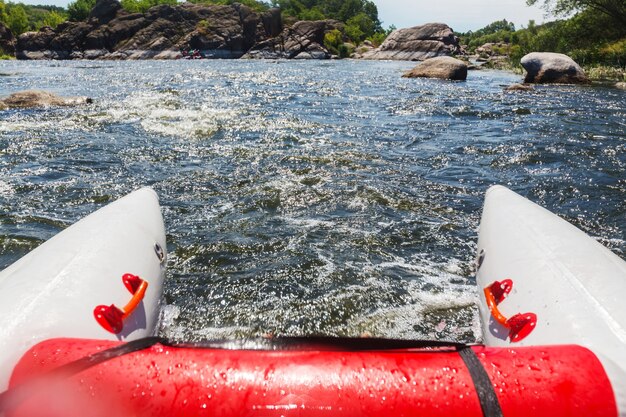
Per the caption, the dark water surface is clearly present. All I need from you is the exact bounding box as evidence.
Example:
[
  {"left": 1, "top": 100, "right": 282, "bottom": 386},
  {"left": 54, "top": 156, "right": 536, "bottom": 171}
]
[{"left": 1, "top": 60, "right": 624, "bottom": 342}]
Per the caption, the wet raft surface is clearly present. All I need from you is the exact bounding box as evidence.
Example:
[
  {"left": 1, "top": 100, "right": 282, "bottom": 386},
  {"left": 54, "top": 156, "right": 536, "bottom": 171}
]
[{"left": 0, "top": 60, "right": 624, "bottom": 343}]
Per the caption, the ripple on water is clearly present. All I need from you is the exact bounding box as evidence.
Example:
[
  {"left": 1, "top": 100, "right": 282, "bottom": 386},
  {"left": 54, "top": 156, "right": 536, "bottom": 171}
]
[{"left": 0, "top": 59, "right": 624, "bottom": 343}]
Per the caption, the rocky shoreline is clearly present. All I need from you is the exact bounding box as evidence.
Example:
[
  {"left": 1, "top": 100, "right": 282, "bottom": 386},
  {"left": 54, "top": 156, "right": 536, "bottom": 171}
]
[
  {"left": 13, "top": 0, "right": 283, "bottom": 60},
  {"left": 1, "top": 0, "right": 462, "bottom": 62},
  {"left": 1, "top": 0, "right": 623, "bottom": 90}
]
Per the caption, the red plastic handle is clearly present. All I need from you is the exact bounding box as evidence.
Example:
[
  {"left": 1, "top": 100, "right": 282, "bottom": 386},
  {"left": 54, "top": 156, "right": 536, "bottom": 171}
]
[
  {"left": 94, "top": 274, "right": 148, "bottom": 334},
  {"left": 484, "top": 279, "right": 537, "bottom": 343}
]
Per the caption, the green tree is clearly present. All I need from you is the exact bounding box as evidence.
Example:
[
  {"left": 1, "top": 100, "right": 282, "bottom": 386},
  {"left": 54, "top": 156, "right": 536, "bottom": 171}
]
[
  {"left": 7, "top": 4, "right": 28, "bottom": 34},
  {"left": 67, "top": 0, "right": 96, "bottom": 21},
  {"left": 41, "top": 10, "right": 65, "bottom": 28},
  {"left": 526, "top": 0, "right": 626, "bottom": 27},
  {"left": 189, "top": 0, "right": 270, "bottom": 11},
  {"left": 344, "top": 12, "right": 374, "bottom": 43},
  {"left": 271, "top": 0, "right": 381, "bottom": 29},
  {"left": 0, "top": 1, "right": 9, "bottom": 25},
  {"left": 323, "top": 27, "right": 341, "bottom": 50},
  {"left": 299, "top": 6, "right": 324, "bottom": 20}
]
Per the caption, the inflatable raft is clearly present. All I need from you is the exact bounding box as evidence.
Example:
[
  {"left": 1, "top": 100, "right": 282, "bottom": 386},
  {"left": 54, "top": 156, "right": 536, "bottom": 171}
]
[{"left": 0, "top": 185, "right": 624, "bottom": 417}]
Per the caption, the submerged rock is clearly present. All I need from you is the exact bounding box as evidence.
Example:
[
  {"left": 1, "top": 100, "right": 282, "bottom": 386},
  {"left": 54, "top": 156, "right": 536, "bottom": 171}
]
[
  {"left": 0, "top": 90, "right": 92, "bottom": 109},
  {"left": 520, "top": 52, "right": 589, "bottom": 84},
  {"left": 243, "top": 20, "right": 342, "bottom": 59},
  {"left": 403, "top": 56, "right": 467, "bottom": 80},
  {"left": 360, "top": 23, "right": 460, "bottom": 61},
  {"left": 504, "top": 83, "right": 534, "bottom": 92}
]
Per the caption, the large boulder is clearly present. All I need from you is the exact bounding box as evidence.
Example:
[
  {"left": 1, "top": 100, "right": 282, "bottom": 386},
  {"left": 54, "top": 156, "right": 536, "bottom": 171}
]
[
  {"left": 16, "top": 3, "right": 282, "bottom": 60},
  {"left": 88, "top": 0, "right": 122, "bottom": 23},
  {"left": 243, "top": 19, "right": 343, "bottom": 59},
  {"left": 521, "top": 52, "right": 589, "bottom": 84},
  {"left": 402, "top": 56, "right": 467, "bottom": 80},
  {"left": 0, "top": 90, "right": 92, "bottom": 110},
  {"left": 615, "top": 82, "right": 626, "bottom": 90},
  {"left": 0, "top": 23, "right": 15, "bottom": 56},
  {"left": 361, "top": 23, "right": 460, "bottom": 61}
]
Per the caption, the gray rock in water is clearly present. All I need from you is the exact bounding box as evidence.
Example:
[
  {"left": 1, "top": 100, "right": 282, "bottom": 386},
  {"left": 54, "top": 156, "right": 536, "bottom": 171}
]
[
  {"left": 521, "top": 52, "right": 589, "bottom": 84},
  {"left": 615, "top": 82, "right": 626, "bottom": 90},
  {"left": 243, "top": 20, "right": 342, "bottom": 59},
  {"left": 361, "top": 23, "right": 460, "bottom": 61},
  {"left": 403, "top": 56, "right": 467, "bottom": 80},
  {"left": 0, "top": 90, "right": 92, "bottom": 109},
  {"left": 504, "top": 83, "right": 534, "bottom": 92}
]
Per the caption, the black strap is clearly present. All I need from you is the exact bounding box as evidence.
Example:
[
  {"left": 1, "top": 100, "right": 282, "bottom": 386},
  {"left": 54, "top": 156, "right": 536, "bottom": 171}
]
[
  {"left": 0, "top": 336, "right": 166, "bottom": 413},
  {"left": 177, "top": 336, "right": 466, "bottom": 351},
  {"left": 459, "top": 346, "right": 504, "bottom": 417}
]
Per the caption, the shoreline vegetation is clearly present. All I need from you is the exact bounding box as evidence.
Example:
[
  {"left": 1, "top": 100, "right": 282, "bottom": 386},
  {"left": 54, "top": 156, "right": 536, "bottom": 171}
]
[{"left": 0, "top": 0, "right": 624, "bottom": 81}]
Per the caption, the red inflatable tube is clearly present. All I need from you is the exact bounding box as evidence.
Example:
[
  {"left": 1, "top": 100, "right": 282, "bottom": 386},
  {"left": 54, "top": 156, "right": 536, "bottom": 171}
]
[{"left": 7, "top": 338, "right": 618, "bottom": 417}]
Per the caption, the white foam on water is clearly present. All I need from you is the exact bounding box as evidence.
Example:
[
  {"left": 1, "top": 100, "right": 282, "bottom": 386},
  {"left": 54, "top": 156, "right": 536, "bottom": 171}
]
[
  {"left": 0, "top": 113, "right": 91, "bottom": 133},
  {"left": 159, "top": 304, "right": 252, "bottom": 341},
  {"left": 100, "top": 91, "right": 240, "bottom": 138},
  {"left": 283, "top": 217, "right": 336, "bottom": 229},
  {"left": 347, "top": 196, "right": 368, "bottom": 211},
  {"left": 0, "top": 180, "right": 14, "bottom": 197},
  {"left": 352, "top": 256, "right": 482, "bottom": 342}
]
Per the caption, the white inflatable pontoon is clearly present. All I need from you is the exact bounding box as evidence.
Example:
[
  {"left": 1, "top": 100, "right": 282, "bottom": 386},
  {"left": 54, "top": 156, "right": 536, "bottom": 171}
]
[
  {"left": 0, "top": 185, "right": 624, "bottom": 417},
  {"left": 476, "top": 185, "right": 626, "bottom": 414},
  {"left": 0, "top": 188, "right": 167, "bottom": 390}
]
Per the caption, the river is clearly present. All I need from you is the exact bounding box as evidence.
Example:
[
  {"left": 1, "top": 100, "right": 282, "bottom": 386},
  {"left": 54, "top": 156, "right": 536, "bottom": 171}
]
[{"left": 1, "top": 59, "right": 624, "bottom": 343}]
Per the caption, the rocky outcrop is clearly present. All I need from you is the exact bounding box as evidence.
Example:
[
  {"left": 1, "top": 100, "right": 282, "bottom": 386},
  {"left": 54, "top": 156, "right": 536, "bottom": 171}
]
[
  {"left": 16, "top": 0, "right": 282, "bottom": 60},
  {"left": 0, "top": 90, "right": 92, "bottom": 110},
  {"left": 360, "top": 23, "right": 460, "bottom": 61},
  {"left": 475, "top": 42, "right": 509, "bottom": 58},
  {"left": 520, "top": 52, "right": 589, "bottom": 84},
  {"left": 351, "top": 39, "right": 374, "bottom": 58},
  {"left": 402, "top": 56, "right": 467, "bottom": 80},
  {"left": 243, "top": 19, "right": 343, "bottom": 59},
  {"left": 0, "top": 23, "right": 15, "bottom": 55}
]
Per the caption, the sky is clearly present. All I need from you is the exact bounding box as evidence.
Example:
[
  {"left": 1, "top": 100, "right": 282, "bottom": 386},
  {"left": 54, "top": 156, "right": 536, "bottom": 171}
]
[
  {"left": 19, "top": 0, "right": 550, "bottom": 33},
  {"left": 375, "top": 0, "right": 548, "bottom": 32}
]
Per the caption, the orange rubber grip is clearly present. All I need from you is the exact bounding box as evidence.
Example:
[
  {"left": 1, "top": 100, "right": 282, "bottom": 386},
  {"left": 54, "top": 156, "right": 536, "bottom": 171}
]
[
  {"left": 484, "top": 286, "right": 510, "bottom": 328},
  {"left": 122, "top": 280, "right": 148, "bottom": 319},
  {"left": 94, "top": 274, "right": 149, "bottom": 334}
]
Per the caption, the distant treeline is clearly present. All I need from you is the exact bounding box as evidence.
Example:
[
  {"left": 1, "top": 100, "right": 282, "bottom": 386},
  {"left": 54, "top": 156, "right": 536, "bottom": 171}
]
[
  {"left": 458, "top": 0, "right": 626, "bottom": 67},
  {"left": 0, "top": 0, "right": 66, "bottom": 35}
]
